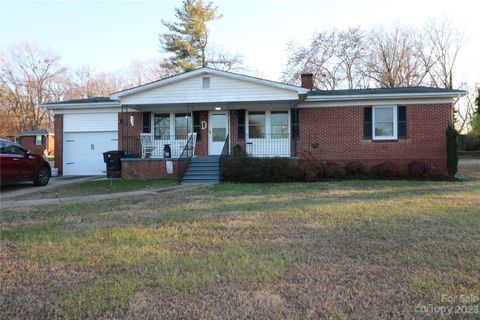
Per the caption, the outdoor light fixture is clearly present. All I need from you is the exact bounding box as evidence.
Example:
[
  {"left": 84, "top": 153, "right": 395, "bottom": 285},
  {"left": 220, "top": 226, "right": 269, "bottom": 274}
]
[{"left": 215, "top": 107, "right": 221, "bottom": 110}]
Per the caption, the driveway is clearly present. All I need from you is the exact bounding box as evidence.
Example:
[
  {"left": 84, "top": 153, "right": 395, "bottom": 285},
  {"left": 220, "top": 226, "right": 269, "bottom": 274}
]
[
  {"left": 1, "top": 184, "right": 202, "bottom": 209},
  {"left": 0, "top": 176, "right": 99, "bottom": 199}
]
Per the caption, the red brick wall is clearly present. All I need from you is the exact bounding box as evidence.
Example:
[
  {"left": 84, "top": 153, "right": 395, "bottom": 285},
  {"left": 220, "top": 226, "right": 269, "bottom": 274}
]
[
  {"left": 297, "top": 104, "right": 452, "bottom": 175},
  {"left": 118, "top": 112, "right": 143, "bottom": 156},
  {"left": 230, "top": 110, "right": 246, "bottom": 153},
  {"left": 121, "top": 159, "right": 178, "bottom": 179},
  {"left": 18, "top": 136, "right": 47, "bottom": 155},
  {"left": 54, "top": 114, "right": 63, "bottom": 175},
  {"left": 195, "top": 111, "right": 209, "bottom": 156}
]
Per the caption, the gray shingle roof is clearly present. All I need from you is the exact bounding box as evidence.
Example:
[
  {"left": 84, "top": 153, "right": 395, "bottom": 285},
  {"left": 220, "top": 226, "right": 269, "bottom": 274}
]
[
  {"left": 308, "top": 86, "right": 465, "bottom": 96},
  {"left": 16, "top": 129, "right": 50, "bottom": 136},
  {"left": 47, "top": 97, "right": 114, "bottom": 105}
]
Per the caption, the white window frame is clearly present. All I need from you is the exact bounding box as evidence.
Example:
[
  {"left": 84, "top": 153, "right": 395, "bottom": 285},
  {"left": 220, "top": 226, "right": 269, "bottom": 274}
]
[
  {"left": 149, "top": 112, "right": 193, "bottom": 140},
  {"left": 35, "top": 135, "right": 42, "bottom": 145},
  {"left": 372, "top": 105, "right": 397, "bottom": 140},
  {"left": 246, "top": 110, "right": 290, "bottom": 139},
  {"left": 152, "top": 113, "right": 171, "bottom": 139}
]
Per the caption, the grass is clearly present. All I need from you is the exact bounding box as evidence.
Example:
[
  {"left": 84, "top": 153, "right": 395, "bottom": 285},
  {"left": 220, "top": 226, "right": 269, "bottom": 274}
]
[
  {"left": 13, "top": 178, "right": 178, "bottom": 200},
  {"left": 1, "top": 159, "right": 479, "bottom": 319},
  {"left": 62, "top": 275, "right": 142, "bottom": 320}
]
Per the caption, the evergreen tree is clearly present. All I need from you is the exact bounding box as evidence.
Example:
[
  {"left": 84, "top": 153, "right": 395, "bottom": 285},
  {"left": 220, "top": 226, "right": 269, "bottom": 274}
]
[
  {"left": 160, "top": 0, "right": 220, "bottom": 72},
  {"left": 471, "top": 88, "right": 480, "bottom": 135},
  {"left": 446, "top": 124, "right": 458, "bottom": 177}
]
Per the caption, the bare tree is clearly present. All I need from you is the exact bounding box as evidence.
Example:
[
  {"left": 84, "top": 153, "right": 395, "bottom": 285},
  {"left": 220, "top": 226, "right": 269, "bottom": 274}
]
[
  {"left": 283, "top": 20, "right": 463, "bottom": 90},
  {"left": 0, "top": 43, "right": 66, "bottom": 133},
  {"left": 282, "top": 29, "right": 342, "bottom": 89},
  {"left": 425, "top": 18, "right": 462, "bottom": 88},
  {"left": 126, "top": 58, "right": 175, "bottom": 87},
  {"left": 336, "top": 27, "right": 368, "bottom": 89},
  {"left": 205, "top": 46, "right": 244, "bottom": 72},
  {"left": 456, "top": 83, "right": 479, "bottom": 133},
  {"left": 283, "top": 28, "right": 369, "bottom": 90},
  {"left": 366, "top": 25, "right": 432, "bottom": 88}
]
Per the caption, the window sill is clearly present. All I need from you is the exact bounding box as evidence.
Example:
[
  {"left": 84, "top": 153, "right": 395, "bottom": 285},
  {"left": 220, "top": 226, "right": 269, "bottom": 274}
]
[{"left": 372, "top": 137, "right": 398, "bottom": 141}]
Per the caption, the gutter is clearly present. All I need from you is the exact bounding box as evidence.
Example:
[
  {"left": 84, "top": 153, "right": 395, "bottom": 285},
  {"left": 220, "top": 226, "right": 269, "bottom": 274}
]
[
  {"left": 305, "top": 91, "right": 467, "bottom": 102},
  {"left": 43, "top": 101, "right": 121, "bottom": 110}
]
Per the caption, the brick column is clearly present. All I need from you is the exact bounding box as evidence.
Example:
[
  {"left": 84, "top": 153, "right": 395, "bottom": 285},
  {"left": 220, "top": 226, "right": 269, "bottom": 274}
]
[
  {"left": 54, "top": 114, "right": 63, "bottom": 175},
  {"left": 195, "top": 111, "right": 209, "bottom": 156},
  {"left": 118, "top": 112, "right": 142, "bottom": 156}
]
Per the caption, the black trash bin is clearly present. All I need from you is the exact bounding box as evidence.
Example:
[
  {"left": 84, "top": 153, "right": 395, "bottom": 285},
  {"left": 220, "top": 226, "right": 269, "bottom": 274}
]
[
  {"left": 103, "top": 150, "right": 125, "bottom": 178},
  {"left": 163, "top": 144, "right": 171, "bottom": 158}
]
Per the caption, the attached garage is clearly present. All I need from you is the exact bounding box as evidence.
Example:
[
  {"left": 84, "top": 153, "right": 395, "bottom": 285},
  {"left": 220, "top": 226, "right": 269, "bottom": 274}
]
[{"left": 63, "top": 113, "right": 118, "bottom": 176}]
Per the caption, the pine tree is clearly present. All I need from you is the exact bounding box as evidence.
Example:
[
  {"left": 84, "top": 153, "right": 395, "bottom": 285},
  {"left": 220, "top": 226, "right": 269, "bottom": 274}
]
[{"left": 159, "top": 0, "right": 220, "bottom": 72}]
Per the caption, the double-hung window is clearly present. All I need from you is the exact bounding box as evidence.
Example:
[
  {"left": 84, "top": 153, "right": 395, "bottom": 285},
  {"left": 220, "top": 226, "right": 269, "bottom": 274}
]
[
  {"left": 248, "top": 112, "right": 266, "bottom": 138},
  {"left": 175, "top": 113, "right": 191, "bottom": 140},
  {"left": 271, "top": 112, "right": 288, "bottom": 139},
  {"left": 35, "top": 135, "right": 42, "bottom": 145},
  {"left": 154, "top": 114, "right": 170, "bottom": 139},
  {"left": 373, "top": 106, "right": 397, "bottom": 140}
]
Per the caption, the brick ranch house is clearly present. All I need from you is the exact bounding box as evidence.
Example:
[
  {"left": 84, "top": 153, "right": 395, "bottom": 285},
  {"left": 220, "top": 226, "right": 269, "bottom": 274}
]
[
  {"left": 43, "top": 67, "right": 465, "bottom": 182},
  {"left": 15, "top": 129, "right": 54, "bottom": 156}
]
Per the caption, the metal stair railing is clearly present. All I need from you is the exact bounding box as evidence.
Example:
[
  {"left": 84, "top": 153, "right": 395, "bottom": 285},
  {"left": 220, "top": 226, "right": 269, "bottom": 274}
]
[
  {"left": 219, "top": 134, "right": 229, "bottom": 182},
  {"left": 177, "top": 133, "right": 197, "bottom": 181}
]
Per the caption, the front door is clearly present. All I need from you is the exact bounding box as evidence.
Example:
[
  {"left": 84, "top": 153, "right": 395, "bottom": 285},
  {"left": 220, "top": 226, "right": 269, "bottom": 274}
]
[{"left": 208, "top": 111, "right": 228, "bottom": 155}]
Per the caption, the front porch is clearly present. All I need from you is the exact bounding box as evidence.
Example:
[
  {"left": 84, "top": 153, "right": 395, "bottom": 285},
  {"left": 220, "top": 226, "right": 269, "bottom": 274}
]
[{"left": 118, "top": 104, "right": 299, "bottom": 160}]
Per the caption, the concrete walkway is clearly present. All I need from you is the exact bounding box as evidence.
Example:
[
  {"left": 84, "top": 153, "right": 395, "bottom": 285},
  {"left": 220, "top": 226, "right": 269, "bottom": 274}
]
[
  {"left": 0, "top": 176, "right": 98, "bottom": 199},
  {"left": 1, "top": 184, "right": 202, "bottom": 209}
]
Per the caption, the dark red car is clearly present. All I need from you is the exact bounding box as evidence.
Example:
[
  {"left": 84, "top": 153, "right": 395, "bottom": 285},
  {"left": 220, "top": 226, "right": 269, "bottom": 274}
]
[{"left": 0, "top": 139, "right": 51, "bottom": 186}]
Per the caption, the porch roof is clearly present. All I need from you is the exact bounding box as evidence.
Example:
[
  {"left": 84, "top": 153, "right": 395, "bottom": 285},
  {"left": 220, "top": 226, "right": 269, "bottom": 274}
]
[{"left": 110, "top": 67, "right": 308, "bottom": 100}]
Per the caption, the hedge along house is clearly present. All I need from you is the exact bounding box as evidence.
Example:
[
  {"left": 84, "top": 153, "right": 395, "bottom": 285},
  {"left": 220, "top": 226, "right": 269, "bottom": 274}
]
[{"left": 44, "top": 67, "right": 465, "bottom": 182}]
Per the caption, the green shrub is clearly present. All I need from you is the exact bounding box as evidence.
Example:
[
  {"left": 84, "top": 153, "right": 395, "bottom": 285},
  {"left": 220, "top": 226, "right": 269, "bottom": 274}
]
[
  {"left": 407, "top": 160, "right": 435, "bottom": 179},
  {"left": 297, "top": 160, "right": 318, "bottom": 182},
  {"left": 317, "top": 161, "right": 345, "bottom": 179},
  {"left": 345, "top": 160, "right": 367, "bottom": 176},
  {"left": 222, "top": 155, "right": 300, "bottom": 182},
  {"left": 371, "top": 161, "right": 399, "bottom": 177}
]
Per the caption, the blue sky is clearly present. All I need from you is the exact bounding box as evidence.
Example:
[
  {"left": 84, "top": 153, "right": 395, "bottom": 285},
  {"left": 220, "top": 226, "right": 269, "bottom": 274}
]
[{"left": 1, "top": 0, "right": 479, "bottom": 85}]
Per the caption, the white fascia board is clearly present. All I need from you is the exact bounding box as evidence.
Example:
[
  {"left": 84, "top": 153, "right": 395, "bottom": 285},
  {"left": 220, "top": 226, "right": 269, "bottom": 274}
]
[
  {"left": 305, "top": 91, "right": 466, "bottom": 102},
  {"left": 43, "top": 102, "right": 121, "bottom": 110},
  {"left": 299, "top": 97, "right": 457, "bottom": 108},
  {"left": 110, "top": 67, "right": 307, "bottom": 99},
  {"left": 42, "top": 102, "right": 127, "bottom": 115}
]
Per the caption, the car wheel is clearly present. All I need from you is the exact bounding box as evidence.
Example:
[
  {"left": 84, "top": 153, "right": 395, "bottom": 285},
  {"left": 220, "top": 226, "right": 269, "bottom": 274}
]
[{"left": 34, "top": 166, "right": 51, "bottom": 186}]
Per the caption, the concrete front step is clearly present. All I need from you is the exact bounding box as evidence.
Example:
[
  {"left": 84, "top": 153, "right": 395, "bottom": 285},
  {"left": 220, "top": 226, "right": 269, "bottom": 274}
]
[
  {"left": 186, "top": 167, "right": 220, "bottom": 172},
  {"left": 183, "top": 172, "right": 220, "bottom": 179},
  {"left": 188, "top": 162, "right": 219, "bottom": 167},
  {"left": 181, "top": 157, "right": 220, "bottom": 184},
  {"left": 182, "top": 180, "right": 219, "bottom": 184},
  {"left": 191, "top": 157, "right": 219, "bottom": 163},
  {"left": 184, "top": 172, "right": 219, "bottom": 178}
]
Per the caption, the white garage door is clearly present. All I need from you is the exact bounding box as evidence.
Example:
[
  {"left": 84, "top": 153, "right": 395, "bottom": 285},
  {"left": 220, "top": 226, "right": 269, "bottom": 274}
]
[
  {"left": 63, "top": 113, "right": 119, "bottom": 176},
  {"left": 63, "top": 131, "right": 118, "bottom": 176}
]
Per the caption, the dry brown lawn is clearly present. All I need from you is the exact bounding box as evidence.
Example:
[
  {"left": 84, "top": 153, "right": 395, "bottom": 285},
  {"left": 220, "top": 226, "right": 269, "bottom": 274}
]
[{"left": 1, "top": 160, "right": 479, "bottom": 319}]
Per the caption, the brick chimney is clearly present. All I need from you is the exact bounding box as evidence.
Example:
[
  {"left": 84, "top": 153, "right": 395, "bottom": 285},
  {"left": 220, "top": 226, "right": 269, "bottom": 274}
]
[{"left": 301, "top": 73, "right": 313, "bottom": 90}]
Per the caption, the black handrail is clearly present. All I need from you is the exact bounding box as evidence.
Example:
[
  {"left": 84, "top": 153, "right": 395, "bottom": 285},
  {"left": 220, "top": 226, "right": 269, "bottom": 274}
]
[
  {"left": 177, "top": 133, "right": 195, "bottom": 181},
  {"left": 219, "top": 134, "right": 229, "bottom": 182}
]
